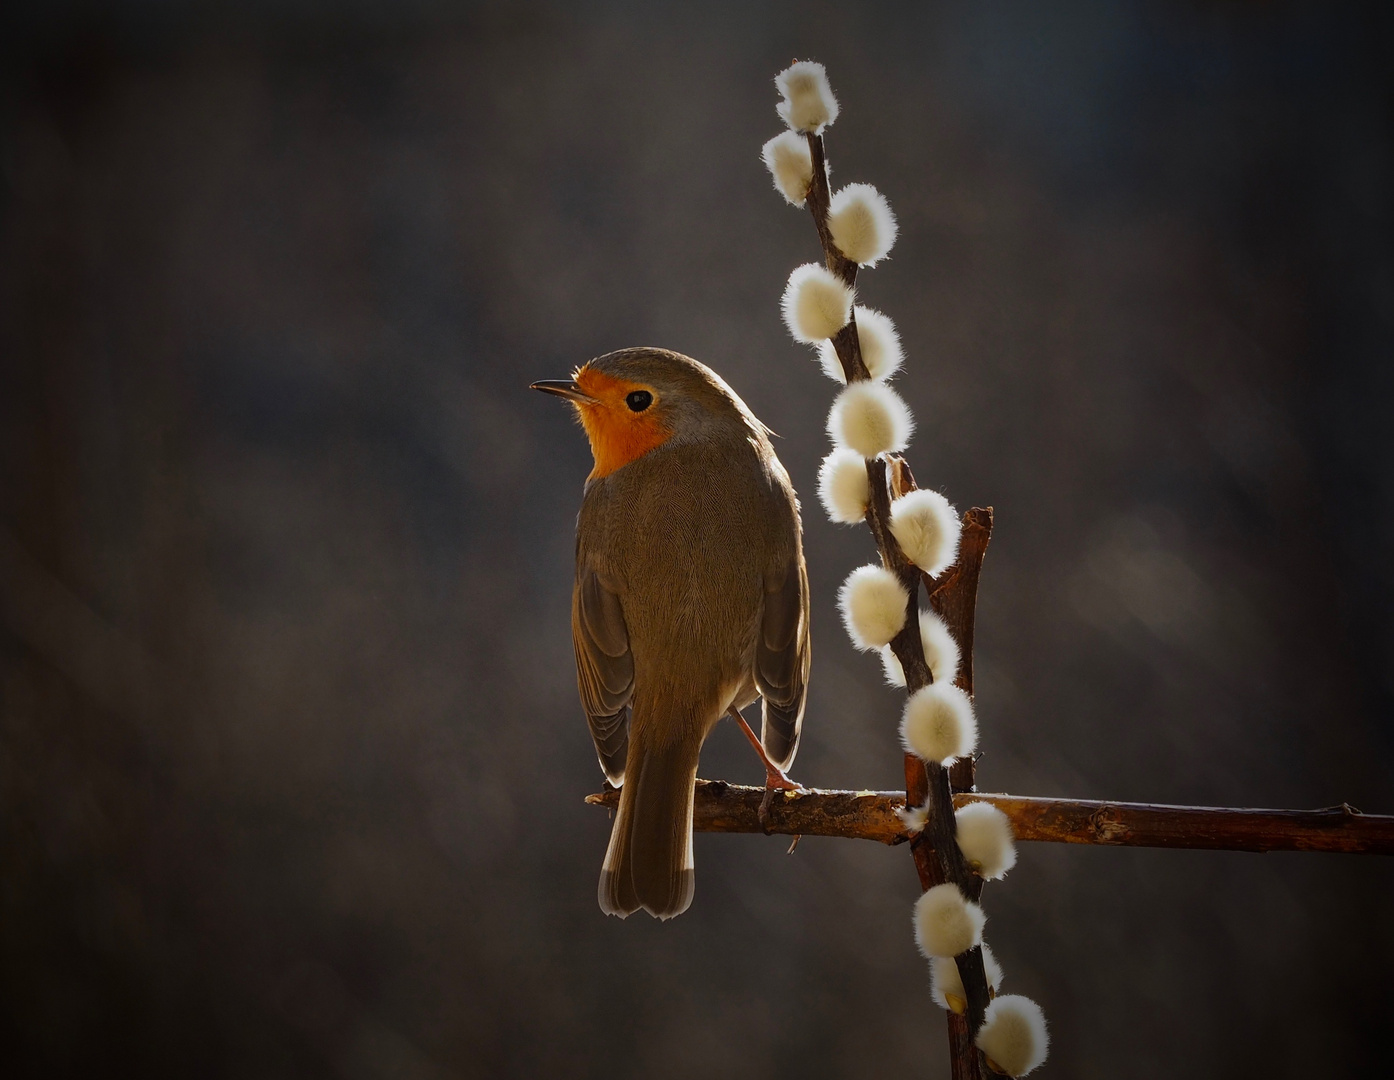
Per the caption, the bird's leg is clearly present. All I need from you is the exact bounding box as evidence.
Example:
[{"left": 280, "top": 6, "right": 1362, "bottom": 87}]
[
  {"left": 727, "top": 705, "right": 802, "bottom": 829},
  {"left": 727, "top": 704, "right": 800, "bottom": 789}
]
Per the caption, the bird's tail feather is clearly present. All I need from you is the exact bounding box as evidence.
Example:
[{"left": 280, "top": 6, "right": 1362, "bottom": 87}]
[
  {"left": 598, "top": 733, "right": 699, "bottom": 920},
  {"left": 761, "top": 697, "right": 803, "bottom": 772}
]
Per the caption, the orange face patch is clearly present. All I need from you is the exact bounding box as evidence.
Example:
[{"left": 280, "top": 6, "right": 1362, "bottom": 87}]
[{"left": 571, "top": 365, "right": 673, "bottom": 480}]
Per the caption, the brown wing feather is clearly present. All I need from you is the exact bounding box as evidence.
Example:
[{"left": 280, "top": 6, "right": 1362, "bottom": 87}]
[
  {"left": 756, "top": 557, "right": 811, "bottom": 771},
  {"left": 573, "top": 567, "right": 633, "bottom": 784}
]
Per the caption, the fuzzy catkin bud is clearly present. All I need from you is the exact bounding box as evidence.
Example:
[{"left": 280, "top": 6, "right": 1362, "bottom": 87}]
[
  {"left": 775, "top": 61, "right": 839, "bottom": 134},
  {"left": 782, "top": 264, "right": 853, "bottom": 343},
  {"left": 814, "top": 306, "right": 903, "bottom": 381},
  {"left": 930, "top": 943, "right": 1003, "bottom": 1013},
  {"left": 976, "top": 995, "right": 1049, "bottom": 1077},
  {"left": 913, "top": 884, "right": 985, "bottom": 959},
  {"left": 954, "top": 801, "right": 1018, "bottom": 881},
  {"left": 818, "top": 448, "right": 871, "bottom": 525},
  {"left": 838, "top": 565, "right": 908, "bottom": 650},
  {"left": 761, "top": 131, "right": 814, "bottom": 207},
  {"left": 896, "top": 802, "right": 928, "bottom": 835},
  {"left": 900, "top": 682, "right": 977, "bottom": 765},
  {"left": 888, "top": 488, "right": 960, "bottom": 577},
  {"left": 827, "top": 183, "right": 898, "bottom": 266},
  {"left": 819, "top": 307, "right": 903, "bottom": 383},
  {"left": 826, "top": 381, "right": 913, "bottom": 458},
  {"left": 880, "top": 609, "right": 960, "bottom": 688}
]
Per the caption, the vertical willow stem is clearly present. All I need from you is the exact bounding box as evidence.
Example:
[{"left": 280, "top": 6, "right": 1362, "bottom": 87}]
[{"left": 797, "top": 125, "right": 995, "bottom": 1080}]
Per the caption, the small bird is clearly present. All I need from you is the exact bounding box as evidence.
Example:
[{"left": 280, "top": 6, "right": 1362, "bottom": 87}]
[{"left": 533, "top": 348, "right": 810, "bottom": 919}]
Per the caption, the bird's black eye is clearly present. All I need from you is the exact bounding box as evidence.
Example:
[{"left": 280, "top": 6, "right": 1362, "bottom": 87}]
[{"left": 626, "top": 390, "right": 653, "bottom": 412}]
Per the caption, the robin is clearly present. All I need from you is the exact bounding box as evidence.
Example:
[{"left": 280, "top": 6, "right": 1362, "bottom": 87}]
[{"left": 533, "top": 348, "right": 811, "bottom": 919}]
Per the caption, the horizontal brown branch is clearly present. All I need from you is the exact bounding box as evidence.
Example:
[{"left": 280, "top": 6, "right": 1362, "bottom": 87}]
[{"left": 584, "top": 781, "right": 1394, "bottom": 855}]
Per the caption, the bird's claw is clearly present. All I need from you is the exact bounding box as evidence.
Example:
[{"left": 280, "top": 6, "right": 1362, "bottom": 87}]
[
  {"left": 727, "top": 704, "right": 804, "bottom": 832},
  {"left": 758, "top": 764, "right": 804, "bottom": 832}
]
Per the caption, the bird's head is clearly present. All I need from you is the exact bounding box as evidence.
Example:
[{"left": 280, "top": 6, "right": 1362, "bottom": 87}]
[{"left": 532, "top": 348, "right": 761, "bottom": 481}]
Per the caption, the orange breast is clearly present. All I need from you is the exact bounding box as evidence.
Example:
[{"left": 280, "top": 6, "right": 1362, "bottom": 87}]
[{"left": 573, "top": 367, "right": 673, "bottom": 480}]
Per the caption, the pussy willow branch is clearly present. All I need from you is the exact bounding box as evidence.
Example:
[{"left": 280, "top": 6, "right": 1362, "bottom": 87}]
[
  {"left": 876, "top": 469, "right": 994, "bottom": 1062},
  {"left": 803, "top": 128, "right": 992, "bottom": 1078},
  {"left": 585, "top": 785, "right": 1394, "bottom": 854},
  {"left": 906, "top": 489, "right": 995, "bottom": 1063}
]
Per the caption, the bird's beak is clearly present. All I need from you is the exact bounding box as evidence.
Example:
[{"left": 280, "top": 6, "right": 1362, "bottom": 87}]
[{"left": 530, "top": 379, "right": 598, "bottom": 404}]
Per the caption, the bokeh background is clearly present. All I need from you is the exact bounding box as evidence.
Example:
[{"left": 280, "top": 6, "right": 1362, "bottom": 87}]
[{"left": 4, "top": 2, "right": 1392, "bottom": 1076}]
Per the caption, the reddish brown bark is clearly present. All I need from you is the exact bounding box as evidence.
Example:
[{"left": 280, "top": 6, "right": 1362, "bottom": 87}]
[{"left": 586, "top": 784, "right": 1394, "bottom": 854}]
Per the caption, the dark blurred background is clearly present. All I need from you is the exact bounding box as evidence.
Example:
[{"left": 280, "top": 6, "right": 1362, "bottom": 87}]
[{"left": 3, "top": 1, "right": 1392, "bottom": 1076}]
